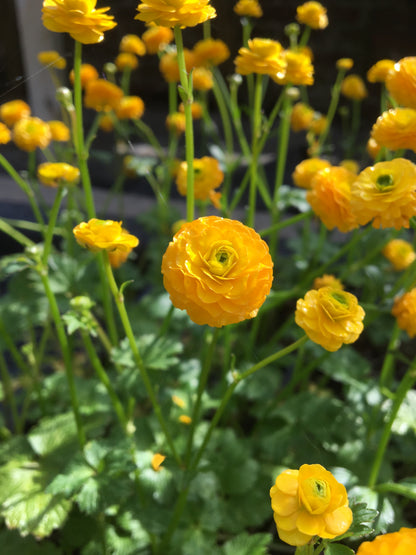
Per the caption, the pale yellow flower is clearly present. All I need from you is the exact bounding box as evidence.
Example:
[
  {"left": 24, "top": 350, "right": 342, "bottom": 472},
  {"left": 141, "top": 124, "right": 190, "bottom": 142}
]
[
  {"left": 382, "top": 239, "right": 416, "bottom": 271},
  {"left": 341, "top": 74, "right": 368, "bottom": 101},
  {"left": 296, "top": 2, "right": 328, "bottom": 30},
  {"left": 37, "top": 50, "right": 66, "bottom": 69},
  {"left": 234, "top": 38, "right": 286, "bottom": 77},
  {"left": 13, "top": 117, "right": 52, "bottom": 152},
  {"left": 37, "top": 162, "right": 80, "bottom": 187}
]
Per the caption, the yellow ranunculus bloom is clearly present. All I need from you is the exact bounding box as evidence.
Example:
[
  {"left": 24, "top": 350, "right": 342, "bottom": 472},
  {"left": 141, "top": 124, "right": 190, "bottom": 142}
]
[
  {"left": 37, "top": 162, "right": 80, "bottom": 187},
  {"left": 366, "top": 137, "right": 381, "bottom": 160},
  {"left": 292, "top": 157, "right": 331, "bottom": 189},
  {"left": 392, "top": 289, "right": 416, "bottom": 338},
  {"left": 141, "top": 25, "right": 174, "bottom": 54},
  {"left": 179, "top": 101, "right": 203, "bottom": 120},
  {"left": 234, "top": 38, "right": 286, "bottom": 77},
  {"left": 42, "top": 0, "right": 117, "bottom": 44},
  {"left": 119, "top": 34, "right": 146, "bottom": 56},
  {"left": 108, "top": 246, "right": 134, "bottom": 268},
  {"left": 234, "top": 0, "right": 263, "bottom": 18},
  {"left": 295, "top": 286, "right": 365, "bottom": 351},
  {"left": 312, "top": 274, "right": 344, "bottom": 290},
  {"left": 270, "top": 464, "right": 352, "bottom": 546},
  {"left": 371, "top": 108, "right": 416, "bottom": 153},
  {"left": 166, "top": 112, "right": 186, "bottom": 135},
  {"left": 151, "top": 453, "right": 166, "bottom": 472},
  {"left": 290, "top": 102, "right": 315, "bottom": 132},
  {"left": 115, "top": 53, "right": 139, "bottom": 71},
  {"left": 341, "top": 74, "right": 368, "bottom": 101},
  {"left": 307, "top": 166, "right": 359, "bottom": 232},
  {"left": 386, "top": 57, "right": 416, "bottom": 109},
  {"left": 69, "top": 63, "right": 99, "bottom": 87},
  {"left": 336, "top": 58, "right": 353, "bottom": 71},
  {"left": 272, "top": 49, "right": 314, "bottom": 86},
  {"left": 115, "top": 96, "right": 145, "bottom": 120},
  {"left": 350, "top": 158, "right": 416, "bottom": 229},
  {"left": 135, "top": 0, "right": 216, "bottom": 29},
  {"left": 175, "top": 157, "right": 224, "bottom": 201},
  {"left": 37, "top": 50, "right": 66, "bottom": 69},
  {"left": 383, "top": 239, "right": 416, "bottom": 271},
  {"left": 0, "top": 99, "right": 31, "bottom": 127},
  {"left": 296, "top": 2, "right": 328, "bottom": 30},
  {"left": 192, "top": 67, "right": 213, "bottom": 91},
  {"left": 0, "top": 122, "right": 11, "bottom": 144},
  {"left": 159, "top": 49, "right": 195, "bottom": 83},
  {"left": 84, "top": 79, "right": 124, "bottom": 112},
  {"left": 161, "top": 216, "right": 274, "bottom": 327},
  {"left": 99, "top": 114, "right": 114, "bottom": 132},
  {"left": 48, "top": 120, "right": 71, "bottom": 141},
  {"left": 367, "top": 59, "right": 395, "bottom": 83},
  {"left": 73, "top": 219, "right": 139, "bottom": 253},
  {"left": 179, "top": 414, "right": 192, "bottom": 424},
  {"left": 357, "top": 528, "right": 416, "bottom": 555},
  {"left": 13, "top": 117, "right": 52, "bottom": 152},
  {"left": 193, "top": 39, "right": 230, "bottom": 67}
]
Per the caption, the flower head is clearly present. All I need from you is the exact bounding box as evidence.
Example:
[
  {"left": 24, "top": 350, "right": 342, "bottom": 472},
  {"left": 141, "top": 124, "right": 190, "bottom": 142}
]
[
  {"left": 296, "top": 2, "right": 328, "bottom": 30},
  {"left": 386, "top": 57, "right": 416, "bottom": 109},
  {"left": 13, "top": 117, "right": 52, "bottom": 152},
  {"left": 115, "top": 96, "right": 145, "bottom": 120},
  {"left": 296, "top": 287, "right": 365, "bottom": 351},
  {"left": 37, "top": 162, "right": 80, "bottom": 187},
  {"left": 179, "top": 101, "right": 203, "bottom": 119},
  {"left": 161, "top": 216, "right": 273, "bottom": 327},
  {"left": 48, "top": 120, "right": 71, "bottom": 141},
  {"left": 69, "top": 63, "right": 99, "bottom": 87},
  {"left": 0, "top": 100, "right": 31, "bottom": 127},
  {"left": 151, "top": 453, "right": 166, "bottom": 472},
  {"left": 307, "top": 166, "right": 359, "bottom": 232},
  {"left": 234, "top": 38, "right": 286, "bottom": 77},
  {"left": 42, "top": 0, "right": 117, "bottom": 44},
  {"left": 313, "top": 274, "right": 344, "bottom": 290},
  {"left": 383, "top": 239, "right": 416, "bottom": 271},
  {"left": 175, "top": 157, "right": 224, "bottom": 201},
  {"left": 115, "top": 53, "right": 139, "bottom": 71},
  {"left": 336, "top": 58, "right": 353, "bottom": 71},
  {"left": 73, "top": 219, "right": 139, "bottom": 253},
  {"left": 356, "top": 528, "right": 416, "bottom": 555},
  {"left": 108, "top": 246, "right": 135, "bottom": 268},
  {"left": 193, "top": 39, "right": 230, "bottom": 67},
  {"left": 37, "top": 50, "right": 66, "bottom": 69},
  {"left": 119, "top": 34, "right": 146, "bottom": 56},
  {"left": 292, "top": 157, "right": 331, "bottom": 189},
  {"left": 192, "top": 67, "right": 214, "bottom": 91},
  {"left": 270, "top": 464, "right": 352, "bottom": 546},
  {"left": 159, "top": 49, "right": 195, "bottom": 82},
  {"left": 141, "top": 25, "right": 173, "bottom": 54},
  {"left": 367, "top": 59, "right": 395, "bottom": 83},
  {"left": 234, "top": 0, "right": 263, "bottom": 18},
  {"left": 366, "top": 137, "right": 381, "bottom": 160},
  {"left": 272, "top": 49, "right": 314, "bottom": 86},
  {"left": 0, "top": 123, "right": 11, "bottom": 144},
  {"left": 350, "top": 158, "right": 416, "bottom": 229},
  {"left": 341, "top": 74, "right": 368, "bottom": 101},
  {"left": 166, "top": 112, "right": 186, "bottom": 135},
  {"left": 340, "top": 159, "right": 359, "bottom": 174},
  {"left": 84, "top": 79, "right": 124, "bottom": 112},
  {"left": 135, "top": 0, "right": 216, "bottom": 29},
  {"left": 291, "top": 102, "right": 315, "bottom": 132},
  {"left": 392, "top": 289, "right": 416, "bottom": 338},
  {"left": 371, "top": 108, "right": 416, "bottom": 153}
]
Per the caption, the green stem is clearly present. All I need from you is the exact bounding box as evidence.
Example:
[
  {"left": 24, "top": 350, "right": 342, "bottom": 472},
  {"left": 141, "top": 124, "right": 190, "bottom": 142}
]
[
  {"left": 315, "top": 68, "right": 347, "bottom": 155},
  {"left": 246, "top": 73, "right": 263, "bottom": 228},
  {"left": 42, "top": 184, "right": 65, "bottom": 265},
  {"left": 0, "top": 218, "right": 35, "bottom": 248},
  {"left": 260, "top": 211, "right": 312, "bottom": 238},
  {"left": 0, "top": 349, "right": 20, "bottom": 433}
]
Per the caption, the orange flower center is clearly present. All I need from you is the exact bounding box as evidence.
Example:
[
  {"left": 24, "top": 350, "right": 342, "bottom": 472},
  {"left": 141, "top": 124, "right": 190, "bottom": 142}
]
[
  {"left": 300, "top": 478, "right": 331, "bottom": 514},
  {"left": 205, "top": 241, "right": 238, "bottom": 277}
]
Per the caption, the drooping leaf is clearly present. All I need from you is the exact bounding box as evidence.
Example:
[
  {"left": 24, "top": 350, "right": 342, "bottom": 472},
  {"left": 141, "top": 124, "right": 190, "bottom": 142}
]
[{"left": 222, "top": 532, "right": 272, "bottom": 555}]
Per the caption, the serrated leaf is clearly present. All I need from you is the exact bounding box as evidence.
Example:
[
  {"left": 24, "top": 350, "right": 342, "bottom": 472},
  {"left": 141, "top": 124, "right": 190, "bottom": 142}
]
[
  {"left": 77, "top": 478, "right": 100, "bottom": 515},
  {"left": 28, "top": 412, "right": 77, "bottom": 457},
  {"left": 46, "top": 461, "right": 94, "bottom": 497},
  {"left": 112, "top": 334, "right": 183, "bottom": 371},
  {"left": 222, "top": 532, "right": 272, "bottom": 555},
  {"left": 324, "top": 544, "right": 355, "bottom": 555}
]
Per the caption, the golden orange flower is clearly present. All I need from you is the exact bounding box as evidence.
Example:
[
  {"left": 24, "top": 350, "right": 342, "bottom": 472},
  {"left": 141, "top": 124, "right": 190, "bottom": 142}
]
[
  {"left": 108, "top": 246, "right": 134, "bottom": 268},
  {"left": 151, "top": 453, "right": 166, "bottom": 471},
  {"left": 0, "top": 99, "right": 31, "bottom": 127},
  {"left": 37, "top": 162, "right": 80, "bottom": 187},
  {"left": 386, "top": 57, "right": 416, "bottom": 109},
  {"left": 166, "top": 112, "right": 186, "bottom": 135},
  {"left": 135, "top": 0, "right": 216, "bottom": 28},
  {"left": 234, "top": 38, "right": 286, "bottom": 77},
  {"left": 84, "top": 79, "right": 123, "bottom": 112},
  {"left": 382, "top": 239, "right": 416, "bottom": 271},
  {"left": 313, "top": 274, "right": 344, "bottom": 290},
  {"left": 367, "top": 59, "right": 395, "bottom": 83},
  {"left": 69, "top": 63, "right": 99, "bottom": 87},
  {"left": 295, "top": 287, "right": 365, "bottom": 351},
  {"left": 193, "top": 38, "right": 230, "bottom": 67},
  {"left": 48, "top": 120, "right": 70, "bottom": 141},
  {"left": 179, "top": 101, "right": 203, "bottom": 119},
  {"left": 234, "top": 0, "right": 263, "bottom": 18},
  {"left": 341, "top": 74, "right": 368, "bottom": 101},
  {"left": 272, "top": 49, "right": 314, "bottom": 86},
  {"left": 308, "top": 113, "right": 328, "bottom": 136},
  {"left": 292, "top": 157, "right": 331, "bottom": 189},
  {"left": 371, "top": 108, "right": 416, "bottom": 152},
  {"left": 159, "top": 49, "right": 195, "bottom": 83},
  {"left": 350, "top": 158, "right": 416, "bottom": 229},
  {"left": 42, "top": 0, "right": 117, "bottom": 44},
  {"left": 366, "top": 137, "right": 381, "bottom": 160},
  {"left": 291, "top": 102, "right": 315, "bottom": 132},
  {"left": 307, "top": 166, "right": 359, "bottom": 232},
  {"left": 357, "top": 528, "right": 416, "bottom": 555},
  {"left": 336, "top": 58, "right": 353, "bottom": 71},
  {"left": 179, "top": 414, "right": 192, "bottom": 424},
  {"left": 13, "top": 117, "right": 52, "bottom": 152},
  {"left": 115, "top": 53, "right": 139, "bottom": 71},
  {"left": 73, "top": 219, "right": 139, "bottom": 253},
  {"left": 192, "top": 67, "right": 213, "bottom": 91},
  {"left": 37, "top": 50, "right": 66, "bottom": 69},
  {"left": 141, "top": 25, "right": 173, "bottom": 54},
  {"left": 115, "top": 96, "right": 145, "bottom": 120},
  {"left": 161, "top": 216, "right": 274, "bottom": 327},
  {"left": 175, "top": 157, "right": 224, "bottom": 201},
  {"left": 296, "top": 2, "right": 328, "bottom": 30},
  {"left": 119, "top": 34, "right": 146, "bottom": 56},
  {"left": 0, "top": 122, "right": 11, "bottom": 144},
  {"left": 392, "top": 289, "right": 416, "bottom": 338},
  {"left": 270, "top": 464, "right": 352, "bottom": 547}
]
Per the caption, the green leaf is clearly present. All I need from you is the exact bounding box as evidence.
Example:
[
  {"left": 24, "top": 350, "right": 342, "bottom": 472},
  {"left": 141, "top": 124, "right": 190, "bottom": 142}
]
[
  {"left": 112, "top": 334, "right": 183, "bottom": 371},
  {"left": 28, "top": 412, "right": 77, "bottom": 458},
  {"left": 222, "top": 532, "right": 272, "bottom": 555},
  {"left": 277, "top": 184, "right": 310, "bottom": 212},
  {"left": 0, "top": 528, "right": 61, "bottom": 555},
  {"left": 46, "top": 460, "right": 94, "bottom": 497},
  {"left": 338, "top": 499, "right": 378, "bottom": 540},
  {"left": 376, "top": 479, "right": 416, "bottom": 501},
  {"left": 324, "top": 544, "right": 355, "bottom": 555}
]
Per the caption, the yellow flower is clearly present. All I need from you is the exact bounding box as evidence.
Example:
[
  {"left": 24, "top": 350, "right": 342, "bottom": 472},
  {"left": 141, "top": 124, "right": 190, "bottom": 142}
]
[
  {"left": 308, "top": 113, "right": 328, "bottom": 136},
  {"left": 193, "top": 38, "right": 230, "bottom": 67},
  {"left": 179, "top": 101, "right": 203, "bottom": 119},
  {"left": 99, "top": 114, "right": 114, "bottom": 132},
  {"left": 313, "top": 274, "right": 344, "bottom": 290},
  {"left": 371, "top": 108, "right": 416, "bottom": 153},
  {"left": 336, "top": 58, "right": 353, "bottom": 71},
  {"left": 192, "top": 67, "right": 213, "bottom": 91},
  {"left": 292, "top": 157, "right": 331, "bottom": 189},
  {"left": 151, "top": 453, "right": 166, "bottom": 471},
  {"left": 234, "top": 38, "right": 286, "bottom": 77},
  {"left": 382, "top": 239, "right": 416, "bottom": 271},
  {"left": 115, "top": 52, "right": 139, "bottom": 71},
  {"left": 159, "top": 49, "right": 195, "bottom": 83},
  {"left": 209, "top": 190, "right": 222, "bottom": 210},
  {"left": 295, "top": 287, "right": 365, "bottom": 351},
  {"left": 0, "top": 122, "right": 11, "bottom": 144},
  {"left": 166, "top": 112, "right": 186, "bottom": 135},
  {"left": 341, "top": 74, "right": 368, "bottom": 101},
  {"left": 270, "top": 464, "right": 352, "bottom": 547},
  {"left": 171, "top": 394, "right": 186, "bottom": 408},
  {"left": 179, "top": 414, "right": 192, "bottom": 424},
  {"left": 84, "top": 79, "right": 124, "bottom": 112},
  {"left": 115, "top": 96, "right": 145, "bottom": 120},
  {"left": 141, "top": 25, "right": 174, "bottom": 54},
  {"left": 119, "top": 34, "right": 146, "bottom": 56},
  {"left": 161, "top": 216, "right": 274, "bottom": 327},
  {"left": 307, "top": 166, "right": 359, "bottom": 232},
  {"left": 350, "top": 158, "right": 416, "bottom": 229},
  {"left": 108, "top": 247, "right": 134, "bottom": 268},
  {"left": 340, "top": 159, "right": 359, "bottom": 174},
  {"left": 291, "top": 102, "right": 315, "bottom": 132},
  {"left": 385, "top": 57, "right": 416, "bottom": 109},
  {"left": 272, "top": 49, "right": 314, "bottom": 86},
  {"left": 392, "top": 289, "right": 416, "bottom": 338},
  {"left": 37, "top": 50, "right": 66, "bottom": 69},
  {"left": 37, "top": 162, "right": 80, "bottom": 187},
  {"left": 73, "top": 219, "right": 139, "bottom": 253},
  {"left": 367, "top": 59, "right": 395, "bottom": 83},
  {"left": 135, "top": 0, "right": 216, "bottom": 29},
  {"left": 366, "top": 137, "right": 381, "bottom": 160},
  {"left": 13, "top": 117, "right": 52, "bottom": 152},
  {"left": 175, "top": 157, "right": 224, "bottom": 201},
  {"left": 296, "top": 2, "right": 328, "bottom": 30},
  {"left": 42, "top": 0, "right": 117, "bottom": 44},
  {"left": 357, "top": 528, "right": 416, "bottom": 555},
  {"left": 48, "top": 120, "right": 71, "bottom": 141},
  {"left": 234, "top": 0, "right": 263, "bottom": 18},
  {"left": 0, "top": 99, "right": 31, "bottom": 127},
  {"left": 69, "top": 63, "right": 99, "bottom": 87}
]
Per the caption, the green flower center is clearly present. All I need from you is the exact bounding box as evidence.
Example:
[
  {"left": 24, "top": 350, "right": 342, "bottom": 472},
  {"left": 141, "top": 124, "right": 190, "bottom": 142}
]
[
  {"left": 300, "top": 478, "right": 331, "bottom": 514},
  {"left": 376, "top": 173, "right": 394, "bottom": 190},
  {"left": 205, "top": 241, "right": 238, "bottom": 277},
  {"left": 331, "top": 292, "right": 348, "bottom": 306}
]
